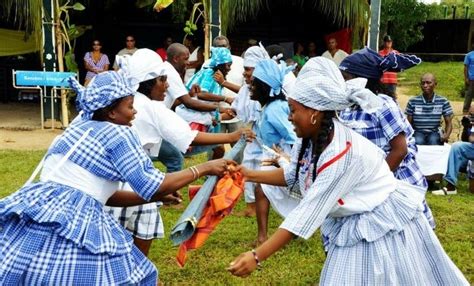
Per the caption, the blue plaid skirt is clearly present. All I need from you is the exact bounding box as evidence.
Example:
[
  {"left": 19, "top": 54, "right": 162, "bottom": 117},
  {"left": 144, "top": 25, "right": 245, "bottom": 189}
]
[
  {"left": 319, "top": 187, "right": 468, "bottom": 285},
  {"left": 0, "top": 182, "right": 157, "bottom": 285}
]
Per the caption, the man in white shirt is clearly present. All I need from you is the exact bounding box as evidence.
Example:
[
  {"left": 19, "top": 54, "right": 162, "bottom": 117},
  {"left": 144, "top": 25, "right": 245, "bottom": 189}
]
[
  {"left": 163, "top": 43, "right": 227, "bottom": 113},
  {"left": 321, "top": 37, "right": 349, "bottom": 66},
  {"left": 113, "top": 35, "right": 138, "bottom": 70}
]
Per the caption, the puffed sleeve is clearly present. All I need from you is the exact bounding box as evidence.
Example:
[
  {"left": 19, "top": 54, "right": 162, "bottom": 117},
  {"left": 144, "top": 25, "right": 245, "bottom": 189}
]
[
  {"left": 377, "top": 95, "right": 409, "bottom": 142},
  {"left": 106, "top": 126, "right": 164, "bottom": 201}
]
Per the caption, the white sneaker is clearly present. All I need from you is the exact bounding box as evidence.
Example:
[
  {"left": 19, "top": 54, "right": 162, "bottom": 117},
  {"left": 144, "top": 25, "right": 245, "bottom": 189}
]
[{"left": 432, "top": 187, "right": 457, "bottom": 195}]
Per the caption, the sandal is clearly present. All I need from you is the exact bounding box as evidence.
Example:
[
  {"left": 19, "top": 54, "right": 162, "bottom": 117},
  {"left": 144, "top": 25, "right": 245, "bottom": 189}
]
[{"left": 432, "top": 187, "right": 457, "bottom": 196}]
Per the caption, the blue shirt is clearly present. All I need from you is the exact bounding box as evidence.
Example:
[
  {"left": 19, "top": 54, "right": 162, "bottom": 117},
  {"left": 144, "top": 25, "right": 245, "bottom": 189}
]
[
  {"left": 256, "top": 99, "right": 296, "bottom": 148},
  {"left": 464, "top": 51, "right": 474, "bottom": 80},
  {"left": 405, "top": 94, "right": 453, "bottom": 132}
]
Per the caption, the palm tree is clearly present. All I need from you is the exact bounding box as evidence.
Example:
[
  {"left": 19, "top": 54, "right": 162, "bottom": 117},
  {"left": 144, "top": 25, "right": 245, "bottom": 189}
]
[
  {"left": 1, "top": 0, "right": 370, "bottom": 42},
  {"left": 1, "top": 0, "right": 370, "bottom": 55}
]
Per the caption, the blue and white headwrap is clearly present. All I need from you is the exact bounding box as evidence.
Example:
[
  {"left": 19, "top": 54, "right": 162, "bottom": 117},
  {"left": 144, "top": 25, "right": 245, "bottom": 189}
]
[
  {"left": 289, "top": 57, "right": 382, "bottom": 112},
  {"left": 69, "top": 71, "right": 135, "bottom": 120},
  {"left": 243, "top": 43, "right": 270, "bottom": 67},
  {"left": 339, "top": 47, "right": 421, "bottom": 79},
  {"left": 253, "top": 59, "right": 294, "bottom": 97},
  {"left": 208, "top": 47, "right": 232, "bottom": 68}
]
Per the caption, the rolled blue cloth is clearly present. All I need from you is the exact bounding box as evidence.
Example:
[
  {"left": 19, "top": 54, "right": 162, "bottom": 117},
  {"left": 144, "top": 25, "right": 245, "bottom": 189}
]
[{"left": 170, "top": 138, "right": 247, "bottom": 245}]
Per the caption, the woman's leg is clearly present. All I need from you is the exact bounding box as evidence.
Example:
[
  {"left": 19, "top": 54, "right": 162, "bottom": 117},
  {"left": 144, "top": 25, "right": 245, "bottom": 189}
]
[
  {"left": 255, "top": 184, "right": 270, "bottom": 245},
  {"left": 133, "top": 237, "right": 153, "bottom": 256}
]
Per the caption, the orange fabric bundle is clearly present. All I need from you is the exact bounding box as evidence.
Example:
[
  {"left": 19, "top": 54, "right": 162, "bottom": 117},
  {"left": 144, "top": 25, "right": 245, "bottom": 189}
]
[{"left": 177, "top": 172, "right": 244, "bottom": 267}]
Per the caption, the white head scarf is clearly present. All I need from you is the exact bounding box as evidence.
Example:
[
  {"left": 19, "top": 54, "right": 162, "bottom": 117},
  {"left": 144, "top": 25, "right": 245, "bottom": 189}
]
[
  {"left": 116, "top": 48, "right": 166, "bottom": 91},
  {"left": 288, "top": 57, "right": 382, "bottom": 112},
  {"left": 243, "top": 43, "right": 270, "bottom": 67}
]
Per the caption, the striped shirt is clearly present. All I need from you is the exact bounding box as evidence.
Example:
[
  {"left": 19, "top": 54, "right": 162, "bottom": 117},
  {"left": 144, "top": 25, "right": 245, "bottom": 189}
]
[
  {"left": 405, "top": 94, "right": 453, "bottom": 132},
  {"left": 379, "top": 49, "right": 398, "bottom": 84}
]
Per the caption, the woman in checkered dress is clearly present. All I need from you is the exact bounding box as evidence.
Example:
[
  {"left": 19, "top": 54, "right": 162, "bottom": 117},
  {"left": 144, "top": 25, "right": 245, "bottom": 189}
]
[
  {"left": 338, "top": 48, "right": 435, "bottom": 229},
  {"left": 228, "top": 58, "right": 468, "bottom": 285},
  {"left": 0, "top": 71, "right": 231, "bottom": 285}
]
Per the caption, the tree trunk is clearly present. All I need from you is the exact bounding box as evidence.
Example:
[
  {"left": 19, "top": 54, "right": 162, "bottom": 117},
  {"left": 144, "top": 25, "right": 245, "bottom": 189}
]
[{"left": 54, "top": 0, "right": 69, "bottom": 127}]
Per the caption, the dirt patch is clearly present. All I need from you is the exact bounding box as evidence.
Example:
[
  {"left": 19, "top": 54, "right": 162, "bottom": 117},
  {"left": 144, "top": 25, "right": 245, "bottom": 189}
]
[
  {"left": 0, "top": 129, "right": 62, "bottom": 150},
  {"left": 0, "top": 88, "right": 466, "bottom": 151}
]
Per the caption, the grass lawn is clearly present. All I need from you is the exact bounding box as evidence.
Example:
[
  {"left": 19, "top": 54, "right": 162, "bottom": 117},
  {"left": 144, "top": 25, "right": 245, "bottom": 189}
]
[
  {"left": 1, "top": 149, "right": 473, "bottom": 284},
  {"left": 398, "top": 61, "right": 466, "bottom": 102}
]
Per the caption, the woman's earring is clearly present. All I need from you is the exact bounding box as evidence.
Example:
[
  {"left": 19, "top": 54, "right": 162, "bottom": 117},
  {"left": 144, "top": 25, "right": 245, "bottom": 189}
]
[{"left": 310, "top": 114, "right": 317, "bottom": 125}]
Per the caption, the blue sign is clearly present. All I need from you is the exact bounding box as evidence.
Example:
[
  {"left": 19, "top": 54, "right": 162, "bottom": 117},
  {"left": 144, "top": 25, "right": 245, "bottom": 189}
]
[{"left": 16, "top": 71, "right": 76, "bottom": 87}]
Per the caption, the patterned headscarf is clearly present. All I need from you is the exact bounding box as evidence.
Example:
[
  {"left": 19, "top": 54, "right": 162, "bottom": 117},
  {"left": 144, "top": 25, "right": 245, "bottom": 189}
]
[
  {"left": 69, "top": 71, "right": 135, "bottom": 120},
  {"left": 208, "top": 47, "right": 232, "bottom": 68},
  {"left": 116, "top": 48, "right": 166, "bottom": 91},
  {"left": 339, "top": 47, "right": 421, "bottom": 79},
  {"left": 243, "top": 43, "right": 270, "bottom": 67},
  {"left": 289, "top": 57, "right": 382, "bottom": 112},
  {"left": 253, "top": 59, "right": 293, "bottom": 97}
]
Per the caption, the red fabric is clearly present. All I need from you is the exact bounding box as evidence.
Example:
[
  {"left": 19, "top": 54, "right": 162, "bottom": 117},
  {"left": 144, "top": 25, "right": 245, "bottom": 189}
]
[
  {"left": 379, "top": 49, "right": 399, "bottom": 84},
  {"left": 177, "top": 172, "right": 245, "bottom": 267},
  {"left": 324, "top": 29, "right": 352, "bottom": 54},
  {"left": 188, "top": 185, "right": 201, "bottom": 200},
  {"left": 156, "top": 48, "right": 167, "bottom": 61},
  {"left": 316, "top": 142, "right": 352, "bottom": 174},
  {"left": 189, "top": 122, "right": 208, "bottom": 132},
  {"left": 317, "top": 141, "right": 352, "bottom": 208},
  {"left": 186, "top": 123, "right": 209, "bottom": 153}
]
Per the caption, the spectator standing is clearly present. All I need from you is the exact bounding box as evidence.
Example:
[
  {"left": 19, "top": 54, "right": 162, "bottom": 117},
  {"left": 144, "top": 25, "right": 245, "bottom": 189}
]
[
  {"left": 292, "top": 42, "right": 307, "bottom": 69},
  {"left": 405, "top": 73, "right": 454, "bottom": 145},
  {"left": 307, "top": 41, "right": 317, "bottom": 58},
  {"left": 113, "top": 35, "right": 138, "bottom": 70},
  {"left": 321, "top": 37, "right": 348, "bottom": 66},
  {"left": 463, "top": 45, "right": 474, "bottom": 113},
  {"left": 156, "top": 36, "right": 173, "bottom": 61},
  {"left": 379, "top": 35, "right": 399, "bottom": 96},
  {"left": 83, "top": 39, "right": 109, "bottom": 86}
]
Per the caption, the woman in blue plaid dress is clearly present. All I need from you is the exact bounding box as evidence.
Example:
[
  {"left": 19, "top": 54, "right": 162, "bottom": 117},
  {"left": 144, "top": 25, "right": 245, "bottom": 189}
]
[
  {"left": 228, "top": 58, "right": 468, "bottom": 285},
  {"left": 0, "top": 71, "right": 231, "bottom": 285},
  {"left": 338, "top": 48, "right": 436, "bottom": 228}
]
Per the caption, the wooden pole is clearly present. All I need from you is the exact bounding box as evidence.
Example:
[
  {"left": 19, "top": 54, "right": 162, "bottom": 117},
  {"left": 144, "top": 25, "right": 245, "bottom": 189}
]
[{"left": 54, "top": 0, "right": 68, "bottom": 127}]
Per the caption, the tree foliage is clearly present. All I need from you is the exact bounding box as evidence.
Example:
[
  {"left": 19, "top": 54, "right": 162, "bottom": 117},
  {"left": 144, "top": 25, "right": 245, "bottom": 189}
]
[
  {"left": 380, "top": 0, "right": 429, "bottom": 51},
  {"left": 427, "top": 0, "right": 473, "bottom": 20}
]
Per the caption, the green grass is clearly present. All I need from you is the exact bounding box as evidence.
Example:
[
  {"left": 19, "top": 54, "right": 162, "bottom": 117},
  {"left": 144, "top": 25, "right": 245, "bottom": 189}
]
[
  {"left": 1, "top": 149, "right": 473, "bottom": 284},
  {"left": 398, "top": 61, "right": 466, "bottom": 102}
]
